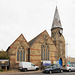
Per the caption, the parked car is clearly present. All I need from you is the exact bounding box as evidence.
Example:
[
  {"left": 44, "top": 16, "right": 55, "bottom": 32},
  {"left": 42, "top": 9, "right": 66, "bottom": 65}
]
[
  {"left": 19, "top": 62, "right": 39, "bottom": 72},
  {"left": 63, "top": 64, "right": 75, "bottom": 72},
  {"left": 43, "top": 64, "right": 63, "bottom": 74}
]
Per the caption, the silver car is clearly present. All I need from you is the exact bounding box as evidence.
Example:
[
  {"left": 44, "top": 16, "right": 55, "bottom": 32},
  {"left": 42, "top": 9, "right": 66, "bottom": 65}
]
[{"left": 63, "top": 64, "right": 75, "bottom": 72}]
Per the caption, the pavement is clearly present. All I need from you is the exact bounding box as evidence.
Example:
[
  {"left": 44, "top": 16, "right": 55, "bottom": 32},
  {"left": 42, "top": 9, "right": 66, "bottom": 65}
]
[
  {"left": 1, "top": 70, "right": 75, "bottom": 75},
  {"left": 0, "top": 70, "right": 42, "bottom": 74}
]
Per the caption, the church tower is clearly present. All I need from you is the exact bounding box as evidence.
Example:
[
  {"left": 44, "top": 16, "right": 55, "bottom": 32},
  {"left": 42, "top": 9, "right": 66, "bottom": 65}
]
[{"left": 51, "top": 6, "right": 66, "bottom": 66}]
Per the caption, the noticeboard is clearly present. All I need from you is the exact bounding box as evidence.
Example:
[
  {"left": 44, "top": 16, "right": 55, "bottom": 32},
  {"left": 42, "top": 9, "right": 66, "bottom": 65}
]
[
  {"left": 43, "top": 61, "right": 51, "bottom": 66},
  {"left": 0, "top": 60, "right": 9, "bottom": 66},
  {"left": 67, "top": 62, "right": 70, "bottom": 64},
  {"left": 53, "top": 61, "right": 59, "bottom": 64}
]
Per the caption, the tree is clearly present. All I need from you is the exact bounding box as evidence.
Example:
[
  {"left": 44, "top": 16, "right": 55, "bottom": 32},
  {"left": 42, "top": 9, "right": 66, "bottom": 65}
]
[{"left": 0, "top": 50, "right": 9, "bottom": 59}]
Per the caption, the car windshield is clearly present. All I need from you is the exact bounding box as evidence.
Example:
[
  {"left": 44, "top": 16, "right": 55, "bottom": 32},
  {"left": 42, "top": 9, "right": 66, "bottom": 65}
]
[
  {"left": 47, "top": 64, "right": 55, "bottom": 68},
  {"left": 31, "top": 64, "right": 35, "bottom": 66},
  {"left": 46, "top": 64, "right": 60, "bottom": 68},
  {"left": 47, "top": 65, "right": 52, "bottom": 68}
]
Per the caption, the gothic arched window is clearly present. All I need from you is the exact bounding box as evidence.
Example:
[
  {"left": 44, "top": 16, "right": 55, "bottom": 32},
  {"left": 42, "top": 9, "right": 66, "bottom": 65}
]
[
  {"left": 17, "top": 46, "right": 25, "bottom": 61},
  {"left": 23, "top": 50, "right": 25, "bottom": 61},
  {"left": 41, "top": 43, "right": 49, "bottom": 60},
  {"left": 17, "top": 50, "right": 19, "bottom": 61},
  {"left": 41, "top": 45, "right": 44, "bottom": 60},
  {"left": 20, "top": 50, "right": 22, "bottom": 61}
]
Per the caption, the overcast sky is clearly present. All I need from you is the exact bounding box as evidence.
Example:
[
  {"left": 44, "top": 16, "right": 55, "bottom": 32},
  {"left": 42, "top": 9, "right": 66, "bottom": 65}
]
[{"left": 0, "top": 0, "right": 75, "bottom": 57}]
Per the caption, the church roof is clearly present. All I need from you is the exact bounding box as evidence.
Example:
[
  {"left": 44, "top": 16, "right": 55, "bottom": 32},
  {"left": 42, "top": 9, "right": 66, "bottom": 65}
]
[
  {"left": 28, "top": 31, "right": 43, "bottom": 47},
  {"left": 28, "top": 30, "right": 56, "bottom": 47},
  {"left": 6, "top": 34, "right": 29, "bottom": 51},
  {"left": 51, "top": 6, "right": 62, "bottom": 29}
]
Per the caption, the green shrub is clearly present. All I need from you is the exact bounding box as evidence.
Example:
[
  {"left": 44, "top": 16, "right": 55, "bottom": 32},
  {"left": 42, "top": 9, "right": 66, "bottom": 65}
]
[{"left": 0, "top": 69, "right": 3, "bottom": 72}]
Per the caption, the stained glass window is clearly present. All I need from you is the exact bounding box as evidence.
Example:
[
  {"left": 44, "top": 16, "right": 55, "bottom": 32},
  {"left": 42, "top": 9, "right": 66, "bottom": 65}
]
[
  {"left": 41, "top": 46, "right": 43, "bottom": 60},
  {"left": 23, "top": 50, "right": 25, "bottom": 61},
  {"left": 44, "top": 48, "right": 45, "bottom": 60},
  {"left": 41, "top": 44, "right": 49, "bottom": 60},
  {"left": 17, "top": 46, "right": 25, "bottom": 61},
  {"left": 46, "top": 48, "right": 47, "bottom": 60},
  {"left": 20, "top": 50, "right": 22, "bottom": 61},
  {"left": 48, "top": 50, "right": 49, "bottom": 60},
  {"left": 17, "top": 50, "right": 19, "bottom": 61}
]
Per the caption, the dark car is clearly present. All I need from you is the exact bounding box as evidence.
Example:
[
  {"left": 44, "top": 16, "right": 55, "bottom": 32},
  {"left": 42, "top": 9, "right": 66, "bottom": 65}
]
[{"left": 43, "top": 64, "right": 63, "bottom": 74}]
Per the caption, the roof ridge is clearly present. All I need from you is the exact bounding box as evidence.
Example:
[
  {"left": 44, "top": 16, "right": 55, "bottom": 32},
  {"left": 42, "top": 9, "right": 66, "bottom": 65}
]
[
  {"left": 28, "top": 30, "right": 46, "bottom": 47},
  {"left": 9, "top": 34, "right": 28, "bottom": 47}
]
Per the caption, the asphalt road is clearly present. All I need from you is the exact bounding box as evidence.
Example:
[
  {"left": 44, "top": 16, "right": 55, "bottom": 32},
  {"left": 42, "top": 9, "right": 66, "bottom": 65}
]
[{"left": 1, "top": 71, "right": 75, "bottom": 75}]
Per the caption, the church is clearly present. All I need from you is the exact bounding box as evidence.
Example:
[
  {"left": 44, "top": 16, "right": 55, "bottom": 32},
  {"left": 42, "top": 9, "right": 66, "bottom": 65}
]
[{"left": 6, "top": 7, "right": 66, "bottom": 69}]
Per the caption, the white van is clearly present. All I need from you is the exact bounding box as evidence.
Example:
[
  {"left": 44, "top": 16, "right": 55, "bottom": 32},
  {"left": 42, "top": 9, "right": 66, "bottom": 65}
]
[{"left": 19, "top": 62, "right": 39, "bottom": 72}]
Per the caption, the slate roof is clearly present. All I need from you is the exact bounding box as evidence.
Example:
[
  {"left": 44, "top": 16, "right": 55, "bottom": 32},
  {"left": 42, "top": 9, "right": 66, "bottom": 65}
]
[
  {"left": 28, "top": 32, "right": 42, "bottom": 47},
  {"left": 51, "top": 6, "right": 62, "bottom": 29}
]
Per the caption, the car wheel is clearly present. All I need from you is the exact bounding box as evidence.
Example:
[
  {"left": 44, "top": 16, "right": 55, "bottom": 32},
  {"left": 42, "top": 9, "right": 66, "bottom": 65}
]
[
  {"left": 36, "top": 68, "right": 39, "bottom": 70},
  {"left": 24, "top": 68, "right": 27, "bottom": 72},
  {"left": 60, "top": 70, "right": 63, "bottom": 73},
  {"left": 69, "top": 69, "right": 71, "bottom": 72},
  {"left": 49, "top": 70, "right": 52, "bottom": 74}
]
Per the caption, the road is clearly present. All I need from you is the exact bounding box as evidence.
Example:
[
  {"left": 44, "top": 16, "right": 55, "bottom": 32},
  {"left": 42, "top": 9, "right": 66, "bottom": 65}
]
[{"left": 0, "top": 71, "right": 75, "bottom": 75}]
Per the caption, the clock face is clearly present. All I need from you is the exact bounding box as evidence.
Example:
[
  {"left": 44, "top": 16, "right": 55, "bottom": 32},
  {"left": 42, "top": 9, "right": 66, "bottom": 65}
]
[{"left": 60, "top": 30, "right": 63, "bottom": 34}]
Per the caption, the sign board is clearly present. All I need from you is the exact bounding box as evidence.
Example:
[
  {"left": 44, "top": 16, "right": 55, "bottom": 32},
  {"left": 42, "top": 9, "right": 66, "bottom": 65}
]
[
  {"left": 53, "top": 61, "right": 59, "bottom": 64},
  {"left": 67, "top": 62, "right": 70, "bottom": 65},
  {"left": 43, "top": 61, "right": 51, "bottom": 66},
  {"left": 0, "top": 59, "right": 9, "bottom": 66}
]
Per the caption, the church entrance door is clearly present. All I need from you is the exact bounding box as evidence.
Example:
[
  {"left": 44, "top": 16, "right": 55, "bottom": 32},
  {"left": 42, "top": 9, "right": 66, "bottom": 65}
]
[{"left": 59, "top": 58, "right": 62, "bottom": 66}]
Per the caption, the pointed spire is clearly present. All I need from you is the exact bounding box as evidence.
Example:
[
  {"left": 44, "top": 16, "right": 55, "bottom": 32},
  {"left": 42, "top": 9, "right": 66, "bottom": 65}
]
[{"left": 51, "top": 6, "right": 62, "bottom": 29}]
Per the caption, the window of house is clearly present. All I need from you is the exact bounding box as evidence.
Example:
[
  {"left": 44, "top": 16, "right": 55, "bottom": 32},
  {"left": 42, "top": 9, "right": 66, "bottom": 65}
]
[
  {"left": 17, "top": 50, "right": 19, "bottom": 61},
  {"left": 48, "top": 49, "right": 49, "bottom": 60},
  {"left": 20, "top": 50, "right": 22, "bottom": 61},
  {"left": 23, "top": 50, "right": 25, "bottom": 61},
  {"left": 17, "top": 46, "right": 25, "bottom": 61},
  {"left": 41, "top": 44, "right": 49, "bottom": 60},
  {"left": 46, "top": 48, "right": 47, "bottom": 60},
  {"left": 44, "top": 48, "right": 45, "bottom": 60},
  {"left": 41, "top": 45, "right": 44, "bottom": 60}
]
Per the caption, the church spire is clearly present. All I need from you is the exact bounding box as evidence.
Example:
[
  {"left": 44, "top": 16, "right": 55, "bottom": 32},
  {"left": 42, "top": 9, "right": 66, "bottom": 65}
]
[{"left": 51, "top": 6, "right": 62, "bottom": 30}]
